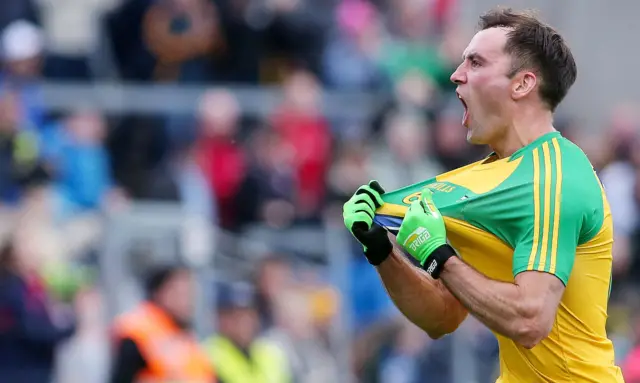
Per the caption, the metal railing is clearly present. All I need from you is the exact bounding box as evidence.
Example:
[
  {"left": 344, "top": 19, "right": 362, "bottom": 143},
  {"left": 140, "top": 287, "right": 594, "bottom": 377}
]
[{"left": 37, "top": 82, "right": 386, "bottom": 120}]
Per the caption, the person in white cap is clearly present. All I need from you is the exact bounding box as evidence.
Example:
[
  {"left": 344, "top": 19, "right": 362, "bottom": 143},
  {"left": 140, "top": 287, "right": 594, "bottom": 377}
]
[{"left": 1, "top": 19, "right": 44, "bottom": 80}]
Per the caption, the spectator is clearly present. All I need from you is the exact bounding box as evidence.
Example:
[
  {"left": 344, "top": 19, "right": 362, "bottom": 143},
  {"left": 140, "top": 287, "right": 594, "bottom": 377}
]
[
  {"left": 271, "top": 69, "right": 331, "bottom": 222},
  {"left": 110, "top": 264, "right": 215, "bottom": 383},
  {"left": 326, "top": 139, "right": 371, "bottom": 206},
  {"left": 106, "top": 114, "right": 172, "bottom": 199},
  {"left": 263, "top": 288, "right": 340, "bottom": 383},
  {"left": 376, "top": 318, "right": 498, "bottom": 383},
  {"left": 600, "top": 104, "right": 640, "bottom": 283},
  {"left": 105, "top": 0, "right": 158, "bottom": 81},
  {"left": 35, "top": 110, "right": 123, "bottom": 261},
  {"left": 202, "top": 281, "right": 290, "bottom": 383},
  {"left": 0, "top": 20, "right": 46, "bottom": 128},
  {"left": 0, "top": 234, "right": 76, "bottom": 383},
  {"left": 41, "top": 110, "right": 121, "bottom": 221},
  {"left": 371, "top": 69, "right": 438, "bottom": 137},
  {"left": 235, "top": 127, "right": 296, "bottom": 228},
  {"left": 367, "top": 111, "right": 443, "bottom": 191},
  {"left": 0, "top": 90, "right": 48, "bottom": 207},
  {"left": 54, "top": 288, "right": 110, "bottom": 383},
  {"left": 322, "top": 0, "right": 387, "bottom": 90},
  {"left": 255, "top": 254, "right": 295, "bottom": 330},
  {"left": 378, "top": 321, "right": 444, "bottom": 383},
  {"left": 377, "top": 0, "right": 454, "bottom": 90},
  {"left": 432, "top": 96, "right": 486, "bottom": 170},
  {"left": 195, "top": 89, "right": 247, "bottom": 229},
  {"left": 430, "top": 0, "right": 458, "bottom": 35},
  {"left": 172, "top": 143, "right": 216, "bottom": 221},
  {"left": 209, "top": 0, "right": 262, "bottom": 83},
  {"left": 37, "top": 0, "right": 123, "bottom": 80},
  {"left": 254, "top": 0, "right": 328, "bottom": 82},
  {"left": 0, "top": 20, "right": 44, "bottom": 81}
]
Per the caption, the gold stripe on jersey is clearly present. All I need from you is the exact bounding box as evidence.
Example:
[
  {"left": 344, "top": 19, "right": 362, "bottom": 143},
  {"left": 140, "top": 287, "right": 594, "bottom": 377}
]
[
  {"left": 549, "top": 138, "right": 563, "bottom": 274},
  {"left": 527, "top": 148, "right": 541, "bottom": 269},
  {"left": 538, "top": 142, "right": 553, "bottom": 271}
]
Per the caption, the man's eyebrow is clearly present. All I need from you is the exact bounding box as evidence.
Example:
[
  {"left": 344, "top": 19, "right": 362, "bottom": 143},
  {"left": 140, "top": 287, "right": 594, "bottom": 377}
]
[{"left": 463, "top": 52, "right": 486, "bottom": 62}]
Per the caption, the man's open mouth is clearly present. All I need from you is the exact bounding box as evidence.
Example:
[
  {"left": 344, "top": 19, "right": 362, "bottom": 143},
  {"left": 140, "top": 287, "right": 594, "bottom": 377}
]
[{"left": 457, "top": 92, "right": 469, "bottom": 127}]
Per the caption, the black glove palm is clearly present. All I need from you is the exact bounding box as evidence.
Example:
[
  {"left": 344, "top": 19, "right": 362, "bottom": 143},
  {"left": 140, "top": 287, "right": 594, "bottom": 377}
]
[{"left": 343, "top": 181, "right": 393, "bottom": 265}]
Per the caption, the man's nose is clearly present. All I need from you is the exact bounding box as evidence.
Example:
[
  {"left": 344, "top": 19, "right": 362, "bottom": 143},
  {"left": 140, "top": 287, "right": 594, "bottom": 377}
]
[{"left": 450, "top": 66, "right": 466, "bottom": 85}]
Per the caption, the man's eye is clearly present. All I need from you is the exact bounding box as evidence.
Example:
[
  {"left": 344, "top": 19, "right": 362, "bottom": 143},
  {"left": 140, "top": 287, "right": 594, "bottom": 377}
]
[{"left": 471, "top": 59, "right": 481, "bottom": 67}]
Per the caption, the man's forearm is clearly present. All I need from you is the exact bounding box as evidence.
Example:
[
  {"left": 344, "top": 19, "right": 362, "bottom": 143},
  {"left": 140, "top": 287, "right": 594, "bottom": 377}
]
[
  {"left": 439, "top": 257, "right": 547, "bottom": 348},
  {"left": 376, "top": 246, "right": 467, "bottom": 338}
]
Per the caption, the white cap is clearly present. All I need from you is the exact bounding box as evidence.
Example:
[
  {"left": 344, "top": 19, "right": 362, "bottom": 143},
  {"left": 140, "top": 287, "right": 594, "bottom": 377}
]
[{"left": 1, "top": 20, "right": 44, "bottom": 61}]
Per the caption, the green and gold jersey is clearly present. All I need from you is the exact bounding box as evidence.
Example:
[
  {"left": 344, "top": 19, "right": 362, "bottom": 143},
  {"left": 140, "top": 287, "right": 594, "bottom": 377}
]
[{"left": 374, "top": 132, "right": 624, "bottom": 383}]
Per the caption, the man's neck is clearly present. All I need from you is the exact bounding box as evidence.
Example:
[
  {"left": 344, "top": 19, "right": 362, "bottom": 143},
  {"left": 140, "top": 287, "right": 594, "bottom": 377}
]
[{"left": 491, "top": 109, "right": 555, "bottom": 158}]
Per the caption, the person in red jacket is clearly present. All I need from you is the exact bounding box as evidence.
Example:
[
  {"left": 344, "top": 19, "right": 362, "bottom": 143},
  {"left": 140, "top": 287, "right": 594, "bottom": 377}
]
[
  {"left": 194, "top": 90, "right": 247, "bottom": 229},
  {"left": 270, "top": 69, "right": 331, "bottom": 221}
]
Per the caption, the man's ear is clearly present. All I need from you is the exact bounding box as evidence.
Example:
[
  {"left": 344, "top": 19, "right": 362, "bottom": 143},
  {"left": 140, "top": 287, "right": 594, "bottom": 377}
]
[{"left": 511, "top": 71, "right": 537, "bottom": 101}]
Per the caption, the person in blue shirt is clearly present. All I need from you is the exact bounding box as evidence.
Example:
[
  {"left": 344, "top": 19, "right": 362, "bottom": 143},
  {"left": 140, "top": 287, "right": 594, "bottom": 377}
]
[{"left": 40, "top": 110, "right": 118, "bottom": 221}]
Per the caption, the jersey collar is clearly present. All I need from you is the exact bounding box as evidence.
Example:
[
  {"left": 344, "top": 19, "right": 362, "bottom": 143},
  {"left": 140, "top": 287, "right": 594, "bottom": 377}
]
[{"left": 485, "top": 131, "right": 562, "bottom": 163}]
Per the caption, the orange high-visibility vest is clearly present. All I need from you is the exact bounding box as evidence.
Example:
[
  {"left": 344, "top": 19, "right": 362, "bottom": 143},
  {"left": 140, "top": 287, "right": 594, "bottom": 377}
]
[{"left": 113, "top": 302, "right": 215, "bottom": 383}]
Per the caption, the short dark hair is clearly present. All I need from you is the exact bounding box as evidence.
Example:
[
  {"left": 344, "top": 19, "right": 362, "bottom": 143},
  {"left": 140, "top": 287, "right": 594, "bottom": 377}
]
[
  {"left": 478, "top": 8, "right": 577, "bottom": 111},
  {"left": 144, "top": 264, "right": 189, "bottom": 297}
]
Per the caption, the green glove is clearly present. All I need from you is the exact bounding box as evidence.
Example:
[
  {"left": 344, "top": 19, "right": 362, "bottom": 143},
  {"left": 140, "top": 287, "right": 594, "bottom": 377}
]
[
  {"left": 396, "top": 187, "right": 457, "bottom": 278},
  {"left": 343, "top": 181, "right": 393, "bottom": 265}
]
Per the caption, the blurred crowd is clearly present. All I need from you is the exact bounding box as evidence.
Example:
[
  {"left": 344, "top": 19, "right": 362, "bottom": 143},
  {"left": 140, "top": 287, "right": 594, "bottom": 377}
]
[{"left": 1, "top": 0, "right": 640, "bottom": 382}]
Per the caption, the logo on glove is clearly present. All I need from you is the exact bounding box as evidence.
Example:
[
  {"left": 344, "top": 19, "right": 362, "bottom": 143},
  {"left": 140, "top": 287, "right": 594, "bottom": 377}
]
[
  {"left": 403, "top": 227, "right": 431, "bottom": 253},
  {"left": 425, "top": 259, "right": 438, "bottom": 274}
]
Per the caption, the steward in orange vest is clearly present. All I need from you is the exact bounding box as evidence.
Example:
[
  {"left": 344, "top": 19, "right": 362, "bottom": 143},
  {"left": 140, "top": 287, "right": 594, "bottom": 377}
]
[{"left": 109, "top": 265, "right": 215, "bottom": 383}]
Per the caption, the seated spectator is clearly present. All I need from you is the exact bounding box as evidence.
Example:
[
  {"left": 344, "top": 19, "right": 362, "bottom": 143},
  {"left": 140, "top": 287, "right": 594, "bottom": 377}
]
[
  {"left": 376, "top": 0, "right": 454, "bottom": 91},
  {"left": 195, "top": 90, "right": 247, "bottom": 229},
  {"left": 235, "top": 127, "right": 296, "bottom": 229},
  {"left": 37, "top": 0, "right": 121, "bottom": 80},
  {"left": 171, "top": 143, "right": 216, "bottom": 221},
  {"left": 36, "top": 110, "right": 123, "bottom": 261},
  {"left": 0, "top": 20, "right": 46, "bottom": 128},
  {"left": 322, "top": 0, "right": 387, "bottom": 91},
  {"left": 367, "top": 110, "right": 443, "bottom": 191},
  {"left": 270, "top": 70, "right": 331, "bottom": 222},
  {"left": 106, "top": 114, "right": 172, "bottom": 199},
  {"left": 40, "top": 110, "right": 122, "bottom": 221},
  {"left": 0, "top": 90, "right": 48, "bottom": 208}
]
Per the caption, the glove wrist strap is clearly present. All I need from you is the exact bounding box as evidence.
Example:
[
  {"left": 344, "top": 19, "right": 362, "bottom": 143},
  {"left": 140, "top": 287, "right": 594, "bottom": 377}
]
[
  {"left": 421, "top": 244, "right": 456, "bottom": 279},
  {"left": 366, "top": 240, "right": 393, "bottom": 266}
]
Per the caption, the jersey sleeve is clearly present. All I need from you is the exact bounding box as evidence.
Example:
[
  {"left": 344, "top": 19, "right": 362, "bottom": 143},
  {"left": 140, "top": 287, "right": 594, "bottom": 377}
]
[{"left": 512, "top": 142, "right": 585, "bottom": 285}]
